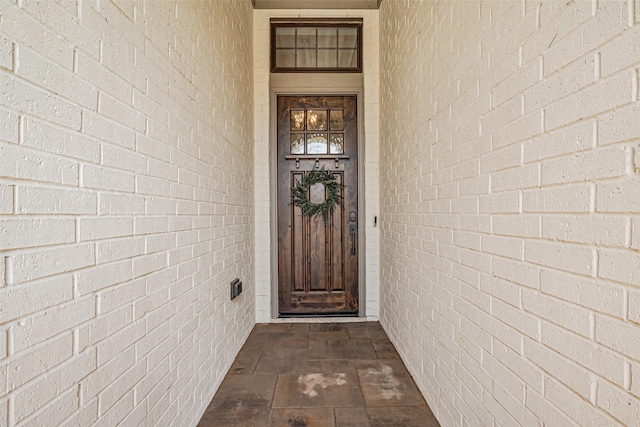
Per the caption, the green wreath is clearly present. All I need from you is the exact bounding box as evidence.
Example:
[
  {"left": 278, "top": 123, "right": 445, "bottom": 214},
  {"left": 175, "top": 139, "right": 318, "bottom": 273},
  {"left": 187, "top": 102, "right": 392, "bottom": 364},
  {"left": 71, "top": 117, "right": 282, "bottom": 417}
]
[{"left": 291, "top": 168, "right": 344, "bottom": 222}]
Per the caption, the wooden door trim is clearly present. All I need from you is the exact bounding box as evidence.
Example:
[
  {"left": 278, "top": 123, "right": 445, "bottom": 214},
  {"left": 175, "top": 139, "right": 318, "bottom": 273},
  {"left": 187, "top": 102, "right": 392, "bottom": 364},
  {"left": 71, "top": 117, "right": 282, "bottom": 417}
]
[{"left": 268, "top": 84, "right": 365, "bottom": 319}]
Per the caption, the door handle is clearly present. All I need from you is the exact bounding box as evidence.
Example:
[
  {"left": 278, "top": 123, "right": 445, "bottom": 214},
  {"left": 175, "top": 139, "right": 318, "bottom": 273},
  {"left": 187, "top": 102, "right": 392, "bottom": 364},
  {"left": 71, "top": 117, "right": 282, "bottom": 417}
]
[{"left": 350, "top": 224, "right": 357, "bottom": 255}]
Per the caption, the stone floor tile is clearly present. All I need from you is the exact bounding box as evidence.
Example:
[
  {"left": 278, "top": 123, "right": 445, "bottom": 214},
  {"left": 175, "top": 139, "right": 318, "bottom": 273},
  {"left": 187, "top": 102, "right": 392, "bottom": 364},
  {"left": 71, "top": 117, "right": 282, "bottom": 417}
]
[
  {"left": 308, "top": 339, "right": 377, "bottom": 360},
  {"left": 272, "top": 373, "right": 363, "bottom": 408},
  {"left": 306, "top": 359, "right": 357, "bottom": 374},
  {"left": 346, "top": 322, "right": 389, "bottom": 340},
  {"left": 371, "top": 340, "right": 400, "bottom": 359},
  {"left": 269, "top": 408, "right": 336, "bottom": 427},
  {"left": 334, "top": 407, "right": 371, "bottom": 427},
  {"left": 198, "top": 374, "right": 277, "bottom": 427},
  {"left": 356, "top": 360, "right": 426, "bottom": 407},
  {"left": 228, "top": 350, "right": 261, "bottom": 375},
  {"left": 366, "top": 405, "right": 440, "bottom": 427},
  {"left": 198, "top": 322, "right": 440, "bottom": 427},
  {"left": 255, "top": 348, "right": 308, "bottom": 374}
]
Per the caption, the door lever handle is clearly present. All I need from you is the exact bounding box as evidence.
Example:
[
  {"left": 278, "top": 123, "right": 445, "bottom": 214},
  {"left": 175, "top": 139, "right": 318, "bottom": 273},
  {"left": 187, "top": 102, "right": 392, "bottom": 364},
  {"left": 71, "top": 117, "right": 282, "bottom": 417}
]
[{"left": 349, "top": 224, "right": 357, "bottom": 255}]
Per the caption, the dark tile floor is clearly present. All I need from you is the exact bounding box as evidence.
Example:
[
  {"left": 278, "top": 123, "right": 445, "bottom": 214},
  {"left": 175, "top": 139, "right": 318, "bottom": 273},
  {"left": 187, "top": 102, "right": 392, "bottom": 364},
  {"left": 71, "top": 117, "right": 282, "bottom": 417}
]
[{"left": 198, "top": 322, "right": 440, "bottom": 427}]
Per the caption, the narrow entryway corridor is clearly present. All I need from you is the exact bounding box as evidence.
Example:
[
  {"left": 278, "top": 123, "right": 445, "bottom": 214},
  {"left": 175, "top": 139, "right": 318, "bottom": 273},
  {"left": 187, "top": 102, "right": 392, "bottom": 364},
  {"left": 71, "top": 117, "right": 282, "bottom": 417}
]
[{"left": 197, "top": 322, "right": 440, "bottom": 427}]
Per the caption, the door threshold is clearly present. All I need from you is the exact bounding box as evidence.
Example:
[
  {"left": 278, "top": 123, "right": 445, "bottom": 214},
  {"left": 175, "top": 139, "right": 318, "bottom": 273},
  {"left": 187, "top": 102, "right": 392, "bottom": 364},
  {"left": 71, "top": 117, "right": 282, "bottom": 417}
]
[
  {"left": 271, "top": 315, "right": 370, "bottom": 323},
  {"left": 279, "top": 312, "right": 359, "bottom": 318}
]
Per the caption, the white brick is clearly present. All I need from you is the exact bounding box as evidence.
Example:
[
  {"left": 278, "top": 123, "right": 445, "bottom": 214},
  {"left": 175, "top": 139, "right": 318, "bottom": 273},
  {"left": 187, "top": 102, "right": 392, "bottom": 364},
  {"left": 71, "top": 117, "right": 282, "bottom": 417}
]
[
  {"left": 1, "top": 73, "right": 80, "bottom": 129},
  {"left": 14, "top": 349, "right": 96, "bottom": 423},
  {"left": 541, "top": 146, "right": 628, "bottom": 186},
  {"left": 16, "top": 185, "right": 97, "bottom": 215},
  {"left": 545, "top": 378, "right": 619, "bottom": 426},
  {"left": 98, "top": 93, "right": 146, "bottom": 133},
  {"left": 630, "top": 289, "right": 640, "bottom": 324},
  {"left": 542, "top": 321, "right": 625, "bottom": 386},
  {"left": 0, "top": 142, "right": 79, "bottom": 186},
  {"left": 98, "top": 193, "right": 145, "bottom": 215},
  {"left": 524, "top": 339, "right": 591, "bottom": 402},
  {"left": 492, "top": 256, "right": 540, "bottom": 289},
  {"left": 59, "top": 400, "right": 99, "bottom": 427},
  {"left": 76, "top": 259, "right": 132, "bottom": 295},
  {"left": 542, "top": 215, "right": 628, "bottom": 246},
  {"left": 0, "top": 108, "right": 19, "bottom": 143},
  {"left": 492, "top": 215, "right": 541, "bottom": 238},
  {"left": 96, "top": 237, "right": 145, "bottom": 264},
  {"left": 96, "top": 320, "right": 144, "bottom": 365},
  {"left": 544, "top": 70, "right": 632, "bottom": 132},
  {"left": 81, "top": 163, "right": 134, "bottom": 193},
  {"left": 599, "top": 103, "right": 640, "bottom": 146},
  {"left": 599, "top": 249, "right": 640, "bottom": 286},
  {"left": 523, "top": 184, "right": 591, "bottom": 213},
  {"left": 7, "top": 333, "right": 72, "bottom": 389},
  {"left": 19, "top": 387, "right": 79, "bottom": 427},
  {"left": 597, "top": 176, "right": 640, "bottom": 212},
  {"left": 524, "top": 240, "right": 594, "bottom": 276},
  {"left": 540, "top": 269, "right": 625, "bottom": 318},
  {"left": 0, "top": 184, "right": 13, "bottom": 213},
  {"left": 0, "top": 399, "right": 6, "bottom": 427},
  {"left": 596, "top": 379, "right": 640, "bottom": 426},
  {"left": 0, "top": 35, "right": 12, "bottom": 70},
  {"left": 102, "top": 143, "right": 147, "bottom": 174},
  {"left": 13, "top": 297, "right": 95, "bottom": 352},
  {"left": 0, "top": 276, "right": 73, "bottom": 324},
  {"left": 100, "top": 361, "right": 146, "bottom": 414},
  {"left": 132, "top": 252, "right": 167, "bottom": 278},
  {"left": 0, "top": 2, "right": 74, "bottom": 69},
  {"left": 481, "top": 145, "right": 521, "bottom": 174},
  {"left": 81, "top": 111, "right": 135, "bottom": 150},
  {"left": 479, "top": 191, "right": 519, "bottom": 213},
  {"left": 78, "top": 217, "right": 133, "bottom": 241},
  {"left": 83, "top": 348, "right": 134, "bottom": 401},
  {"left": 524, "top": 120, "right": 593, "bottom": 163},
  {"left": 16, "top": 45, "right": 97, "bottom": 109},
  {"left": 522, "top": 290, "right": 591, "bottom": 337},
  {"left": 7, "top": 243, "right": 95, "bottom": 285},
  {"left": 525, "top": 389, "right": 580, "bottom": 427},
  {"left": 0, "top": 218, "right": 75, "bottom": 250},
  {"left": 595, "top": 315, "right": 640, "bottom": 361},
  {"left": 22, "top": 117, "right": 101, "bottom": 163},
  {"left": 491, "top": 164, "right": 539, "bottom": 193}
]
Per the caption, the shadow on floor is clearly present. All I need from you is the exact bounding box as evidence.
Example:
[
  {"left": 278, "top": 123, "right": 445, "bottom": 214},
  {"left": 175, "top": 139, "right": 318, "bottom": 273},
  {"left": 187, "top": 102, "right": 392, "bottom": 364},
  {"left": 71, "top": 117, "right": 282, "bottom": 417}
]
[{"left": 198, "top": 322, "right": 440, "bottom": 427}]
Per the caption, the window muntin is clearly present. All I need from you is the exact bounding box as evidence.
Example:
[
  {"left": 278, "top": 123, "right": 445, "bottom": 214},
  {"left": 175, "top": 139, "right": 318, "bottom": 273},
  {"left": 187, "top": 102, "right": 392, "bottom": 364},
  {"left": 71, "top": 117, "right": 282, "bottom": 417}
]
[{"left": 271, "top": 21, "right": 362, "bottom": 73}]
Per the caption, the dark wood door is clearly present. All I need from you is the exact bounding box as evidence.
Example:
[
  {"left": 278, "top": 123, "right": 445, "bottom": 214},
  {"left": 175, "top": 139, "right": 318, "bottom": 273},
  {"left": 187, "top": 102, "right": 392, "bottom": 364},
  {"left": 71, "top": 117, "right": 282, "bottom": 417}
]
[{"left": 277, "top": 95, "right": 358, "bottom": 316}]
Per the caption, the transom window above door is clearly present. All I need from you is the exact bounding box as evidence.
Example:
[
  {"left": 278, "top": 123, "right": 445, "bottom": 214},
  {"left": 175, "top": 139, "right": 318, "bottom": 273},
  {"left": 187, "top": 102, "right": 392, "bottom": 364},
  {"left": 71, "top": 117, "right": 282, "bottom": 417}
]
[{"left": 271, "top": 19, "right": 363, "bottom": 73}]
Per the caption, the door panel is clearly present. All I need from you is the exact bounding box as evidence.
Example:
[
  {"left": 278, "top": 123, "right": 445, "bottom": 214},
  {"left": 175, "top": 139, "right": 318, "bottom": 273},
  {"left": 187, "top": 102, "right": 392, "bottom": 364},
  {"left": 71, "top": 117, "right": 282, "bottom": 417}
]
[{"left": 277, "top": 95, "right": 358, "bottom": 315}]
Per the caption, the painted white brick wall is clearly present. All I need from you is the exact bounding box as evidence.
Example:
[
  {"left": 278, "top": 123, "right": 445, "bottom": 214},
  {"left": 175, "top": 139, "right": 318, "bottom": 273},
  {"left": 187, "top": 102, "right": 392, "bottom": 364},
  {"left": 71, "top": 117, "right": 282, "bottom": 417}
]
[
  {"left": 0, "top": 0, "right": 254, "bottom": 425},
  {"left": 253, "top": 9, "right": 380, "bottom": 322},
  {"left": 380, "top": 0, "right": 640, "bottom": 426}
]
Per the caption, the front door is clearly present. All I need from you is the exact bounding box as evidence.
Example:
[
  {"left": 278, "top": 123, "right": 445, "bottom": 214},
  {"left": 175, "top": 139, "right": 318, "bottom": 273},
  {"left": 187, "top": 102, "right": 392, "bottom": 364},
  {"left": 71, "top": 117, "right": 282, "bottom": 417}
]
[{"left": 277, "top": 95, "right": 358, "bottom": 316}]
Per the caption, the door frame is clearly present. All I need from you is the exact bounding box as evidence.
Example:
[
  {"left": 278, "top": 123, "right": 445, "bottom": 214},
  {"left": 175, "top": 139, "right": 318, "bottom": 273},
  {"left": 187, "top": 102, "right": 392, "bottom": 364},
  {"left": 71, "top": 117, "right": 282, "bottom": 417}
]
[{"left": 269, "top": 73, "right": 366, "bottom": 319}]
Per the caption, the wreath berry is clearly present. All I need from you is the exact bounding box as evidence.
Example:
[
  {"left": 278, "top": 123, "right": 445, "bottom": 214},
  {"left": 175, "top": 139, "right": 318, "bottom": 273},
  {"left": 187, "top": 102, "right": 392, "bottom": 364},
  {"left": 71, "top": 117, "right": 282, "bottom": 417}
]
[{"left": 291, "top": 168, "right": 344, "bottom": 222}]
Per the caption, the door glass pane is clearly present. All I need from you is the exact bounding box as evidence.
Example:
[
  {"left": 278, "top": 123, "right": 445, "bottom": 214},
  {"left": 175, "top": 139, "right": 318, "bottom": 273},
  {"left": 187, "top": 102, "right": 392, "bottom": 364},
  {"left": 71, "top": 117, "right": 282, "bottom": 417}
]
[
  {"left": 329, "top": 110, "right": 344, "bottom": 130},
  {"left": 297, "top": 28, "right": 316, "bottom": 48},
  {"left": 291, "top": 110, "right": 305, "bottom": 130},
  {"left": 317, "top": 50, "right": 337, "bottom": 68},
  {"left": 296, "top": 49, "right": 316, "bottom": 68},
  {"left": 338, "top": 28, "right": 358, "bottom": 48},
  {"left": 330, "top": 134, "right": 344, "bottom": 154},
  {"left": 307, "top": 134, "right": 328, "bottom": 154},
  {"left": 338, "top": 49, "right": 357, "bottom": 68},
  {"left": 276, "top": 28, "right": 296, "bottom": 48},
  {"left": 276, "top": 49, "right": 295, "bottom": 68},
  {"left": 306, "top": 110, "right": 327, "bottom": 130},
  {"left": 317, "top": 28, "right": 337, "bottom": 48},
  {"left": 291, "top": 133, "right": 305, "bottom": 154}
]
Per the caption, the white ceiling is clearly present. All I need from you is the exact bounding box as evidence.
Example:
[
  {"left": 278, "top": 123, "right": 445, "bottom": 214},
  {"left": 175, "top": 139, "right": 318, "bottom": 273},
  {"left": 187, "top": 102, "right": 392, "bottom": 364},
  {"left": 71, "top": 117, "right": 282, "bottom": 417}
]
[{"left": 253, "top": 0, "right": 380, "bottom": 9}]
